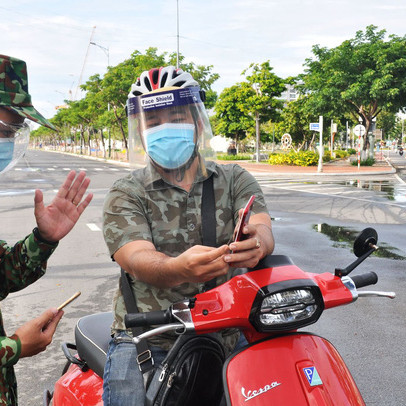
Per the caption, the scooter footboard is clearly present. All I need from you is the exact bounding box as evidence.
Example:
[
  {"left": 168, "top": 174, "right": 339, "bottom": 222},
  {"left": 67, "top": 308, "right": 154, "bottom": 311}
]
[{"left": 223, "top": 333, "right": 365, "bottom": 406}]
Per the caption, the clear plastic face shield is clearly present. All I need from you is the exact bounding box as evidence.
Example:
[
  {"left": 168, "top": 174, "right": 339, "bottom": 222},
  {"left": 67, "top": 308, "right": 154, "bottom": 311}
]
[
  {"left": 0, "top": 119, "right": 30, "bottom": 174},
  {"left": 128, "top": 86, "right": 214, "bottom": 174}
]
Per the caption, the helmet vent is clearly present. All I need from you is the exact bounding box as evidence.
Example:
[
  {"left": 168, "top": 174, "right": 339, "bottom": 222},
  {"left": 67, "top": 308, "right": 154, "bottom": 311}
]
[
  {"left": 151, "top": 69, "right": 160, "bottom": 86},
  {"left": 143, "top": 76, "right": 152, "bottom": 91},
  {"left": 176, "top": 80, "right": 186, "bottom": 87},
  {"left": 160, "top": 72, "right": 168, "bottom": 87}
]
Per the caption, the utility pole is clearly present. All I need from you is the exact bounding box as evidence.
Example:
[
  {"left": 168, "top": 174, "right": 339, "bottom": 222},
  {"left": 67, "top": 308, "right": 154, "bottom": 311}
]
[
  {"left": 253, "top": 83, "right": 261, "bottom": 163},
  {"left": 317, "top": 116, "right": 323, "bottom": 173},
  {"left": 176, "top": 0, "right": 180, "bottom": 68}
]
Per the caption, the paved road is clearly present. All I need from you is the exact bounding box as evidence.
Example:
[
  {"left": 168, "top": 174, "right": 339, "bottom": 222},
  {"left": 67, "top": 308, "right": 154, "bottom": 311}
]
[
  {"left": 1, "top": 150, "right": 405, "bottom": 405},
  {"left": 388, "top": 149, "right": 406, "bottom": 182},
  {"left": 257, "top": 163, "right": 405, "bottom": 405},
  {"left": 0, "top": 150, "right": 129, "bottom": 405}
]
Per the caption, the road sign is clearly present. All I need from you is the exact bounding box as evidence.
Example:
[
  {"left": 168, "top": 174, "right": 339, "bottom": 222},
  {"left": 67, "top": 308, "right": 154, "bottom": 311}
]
[
  {"left": 310, "top": 123, "right": 320, "bottom": 131},
  {"left": 353, "top": 124, "right": 366, "bottom": 137}
]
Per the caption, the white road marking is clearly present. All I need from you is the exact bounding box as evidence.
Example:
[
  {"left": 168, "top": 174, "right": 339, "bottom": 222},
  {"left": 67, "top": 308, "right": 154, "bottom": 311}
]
[{"left": 262, "top": 183, "right": 405, "bottom": 208}]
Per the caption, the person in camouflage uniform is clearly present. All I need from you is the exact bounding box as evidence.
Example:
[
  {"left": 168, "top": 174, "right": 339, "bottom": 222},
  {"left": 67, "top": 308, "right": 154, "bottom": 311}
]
[
  {"left": 0, "top": 55, "right": 93, "bottom": 405},
  {"left": 102, "top": 66, "right": 275, "bottom": 405}
]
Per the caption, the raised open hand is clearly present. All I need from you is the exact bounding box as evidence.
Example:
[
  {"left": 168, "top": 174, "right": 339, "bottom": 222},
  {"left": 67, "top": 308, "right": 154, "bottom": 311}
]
[{"left": 34, "top": 170, "right": 93, "bottom": 242}]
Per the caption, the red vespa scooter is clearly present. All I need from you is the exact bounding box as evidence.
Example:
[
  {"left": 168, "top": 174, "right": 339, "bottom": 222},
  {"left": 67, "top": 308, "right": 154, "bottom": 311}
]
[{"left": 46, "top": 228, "right": 395, "bottom": 405}]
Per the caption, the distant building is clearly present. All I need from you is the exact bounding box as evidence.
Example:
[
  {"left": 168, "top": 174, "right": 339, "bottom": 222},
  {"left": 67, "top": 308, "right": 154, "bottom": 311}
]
[{"left": 279, "top": 83, "right": 299, "bottom": 103}]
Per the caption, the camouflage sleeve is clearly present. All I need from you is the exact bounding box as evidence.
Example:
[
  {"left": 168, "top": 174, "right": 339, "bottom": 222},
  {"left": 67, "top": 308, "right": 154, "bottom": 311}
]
[
  {"left": 231, "top": 164, "right": 269, "bottom": 222},
  {"left": 103, "top": 187, "right": 152, "bottom": 257},
  {"left": 0, "top": 334, "right": 21, "bottom": 367},
  {"left": 0, "top": 232, "right": 58, "bottom": 300}
]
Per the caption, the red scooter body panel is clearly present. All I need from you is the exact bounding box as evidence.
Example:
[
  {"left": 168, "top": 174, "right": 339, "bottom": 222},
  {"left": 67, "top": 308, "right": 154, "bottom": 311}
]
[
  {"left": 224, "top": 334, "right": 365, "bottom": 406},
  {"left": 193, "top": 266, "right": 317, "bottom": 331},
  {"left": 52, "top": 364, "right": 103, "bottom": 406},
  {"left": 191, "top": 267, "right": 354, "bottom": 335}
]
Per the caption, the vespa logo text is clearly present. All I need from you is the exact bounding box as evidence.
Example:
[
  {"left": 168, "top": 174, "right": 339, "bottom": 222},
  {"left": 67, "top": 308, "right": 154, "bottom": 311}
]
[{"left": 241, "top": 381, "right": 281, "bottom": 402}]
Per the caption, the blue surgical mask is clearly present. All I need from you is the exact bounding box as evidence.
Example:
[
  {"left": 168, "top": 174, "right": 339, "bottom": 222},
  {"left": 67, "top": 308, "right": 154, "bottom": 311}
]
[
  {"left": 0, "top": 138, "right": 15, "bottom": 172},
  {"left": 144, "top": 123, "right": 196, "bottom": 169}
]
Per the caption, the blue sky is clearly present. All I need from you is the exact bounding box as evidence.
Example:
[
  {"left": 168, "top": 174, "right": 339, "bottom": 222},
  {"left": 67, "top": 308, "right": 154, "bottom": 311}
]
[{"left": 1, "top": 0, "right": 405, "bottom": 121}]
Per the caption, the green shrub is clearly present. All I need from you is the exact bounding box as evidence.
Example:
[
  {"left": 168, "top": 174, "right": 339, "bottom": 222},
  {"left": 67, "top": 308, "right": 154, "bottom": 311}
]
[
  {"left": 323, "top": 151, "right": 332, "bottom": 162},
  {"left": 334, "top": 150, "right": 349, "bottom": 159},
  {"left": 351, "top": 157, "right": 375, "bottom": 166},
  {"left": 268, "top": 150, "right": 319, "bottom": 166},
  {"left": 347, "top": 148, "right": 356, "bottom": 155},
  {"left": 216, "top": 153, "right": 251, "bottom": 161}
]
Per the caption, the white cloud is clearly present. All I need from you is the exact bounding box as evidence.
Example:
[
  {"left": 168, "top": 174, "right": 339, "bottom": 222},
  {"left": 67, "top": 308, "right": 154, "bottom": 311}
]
[{"left": 1, "top": 0, "right": 405, "bottom": 119}]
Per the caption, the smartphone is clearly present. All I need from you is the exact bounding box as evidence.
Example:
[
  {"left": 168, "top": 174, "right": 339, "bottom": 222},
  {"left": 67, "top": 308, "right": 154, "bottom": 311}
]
[
  {"left": 233, "top": 195, "right": 256, "bottom": 242},
  {"left": 57, "top": 291, "right": 81, "bottom": 311}
]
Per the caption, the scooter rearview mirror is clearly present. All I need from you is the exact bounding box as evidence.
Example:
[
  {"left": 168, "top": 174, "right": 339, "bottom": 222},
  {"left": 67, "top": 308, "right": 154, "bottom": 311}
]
[
  {"left": 353, "top": 228, "right": 378, "bottom": 258},
  {"left": 335, "top": 228, "right": 379, "bottom": 278}
]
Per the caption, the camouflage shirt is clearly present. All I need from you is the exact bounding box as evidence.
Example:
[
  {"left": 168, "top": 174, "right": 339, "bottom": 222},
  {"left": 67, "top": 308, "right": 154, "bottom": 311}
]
[
  {"left": 0, "top": 232, "right": 58, "bottom": 406},
  {"left": 103, "top": 160, "right": 268, "bottom": 351}
]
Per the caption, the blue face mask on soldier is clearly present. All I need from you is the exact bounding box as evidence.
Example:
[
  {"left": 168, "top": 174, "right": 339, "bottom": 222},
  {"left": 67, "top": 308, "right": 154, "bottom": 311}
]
[
  {"left": 144, "top": 123, "right": 196, "bottom": 169},
  {"left": 0, "top": 138, "right": 15, "bottom": 172}
]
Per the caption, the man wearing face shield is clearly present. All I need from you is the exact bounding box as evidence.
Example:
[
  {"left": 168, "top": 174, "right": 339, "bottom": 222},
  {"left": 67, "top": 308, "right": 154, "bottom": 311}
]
[
  {"left": 0, "top": 55, "right": 93, "bottom": 405},
  {"left": 102, "top": 66, "right": 275, "bottom": 405}
]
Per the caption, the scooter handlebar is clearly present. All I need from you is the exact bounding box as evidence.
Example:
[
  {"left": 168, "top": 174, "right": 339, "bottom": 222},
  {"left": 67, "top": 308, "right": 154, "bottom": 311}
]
[
  {"left": 125, "top": 309, "right": 172, "bottom": 328},
  {"left": 351, "top": 272, "right": 378, "bottom": 289}
]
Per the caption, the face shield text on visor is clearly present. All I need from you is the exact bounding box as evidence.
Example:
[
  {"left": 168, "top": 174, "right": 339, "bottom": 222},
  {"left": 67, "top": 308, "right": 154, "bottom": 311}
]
[
  {"left": 0, "top": 120, "right": 30, "bottom": 174},
  {"left": 127, "top": 86, "right": 214, "bottom": 170}
]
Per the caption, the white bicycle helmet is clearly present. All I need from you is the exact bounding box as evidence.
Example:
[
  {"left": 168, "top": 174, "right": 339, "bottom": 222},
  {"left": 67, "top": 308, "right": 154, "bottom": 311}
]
[
  {"left": 127, "top": 66, "right": 214, "bottom": 174},
  {"left": 129, "top": 66, "right": 199, "bottom": 97}
]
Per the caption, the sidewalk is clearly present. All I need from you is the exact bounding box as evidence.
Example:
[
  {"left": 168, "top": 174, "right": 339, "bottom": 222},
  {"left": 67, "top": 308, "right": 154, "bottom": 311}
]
[
  {"left": 221, "top": 156, "right": 396, "bottom": 176},
  {"left": 41, "top": 148, "right": 396, "bottom": 176}
]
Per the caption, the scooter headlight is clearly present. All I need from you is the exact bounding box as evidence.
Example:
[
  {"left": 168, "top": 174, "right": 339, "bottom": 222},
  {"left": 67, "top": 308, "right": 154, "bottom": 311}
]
[{"left": 249, "top": 280, "right": 324, "bottom": 332}]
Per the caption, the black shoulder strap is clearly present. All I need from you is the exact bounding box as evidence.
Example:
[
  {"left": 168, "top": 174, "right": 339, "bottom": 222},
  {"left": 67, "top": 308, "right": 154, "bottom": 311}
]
[
  {"left": 202, "top": 175, "right": 217, "bottom": 291},
  {"left": 119, "top": 175, "right": 217, "bottom": 372},
  {"left": 120, "top": 268, "right": 154, "bottom": 374},
  {"left": 201, "top": 175, "right": 216, "bottom": 247}
]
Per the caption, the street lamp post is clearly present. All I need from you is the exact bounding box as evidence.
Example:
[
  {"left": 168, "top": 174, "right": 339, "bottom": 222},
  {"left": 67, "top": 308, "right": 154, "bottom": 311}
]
[
  {"left": 358, "top": 116, "right": 363, "bottom": 169},
  {"left": 369, "top": 116, "right": 376, "bottom": 158},
  {"left": 317, "top": 115, "right": 323, "bottom": 173},
  {"left": 176, "top": 0, "right": 180, "bottom": 69},
  {"left": 253, "top": 83, "right": 261, "bottom": 163},
  {"left": 90, "top": 41, "right": 111, "bottom": 158},
  {"left": 90, "top": 41, "right": 110, "bottom": 67},
  {"left": 255, "top": 112, "right": 260, "bottom": 163}
]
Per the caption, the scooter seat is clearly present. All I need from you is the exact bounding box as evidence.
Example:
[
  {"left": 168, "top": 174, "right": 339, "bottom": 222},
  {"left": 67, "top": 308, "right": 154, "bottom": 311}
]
[
  {"left": 75, "top": 312, "right": 113, "bottom": 378},
  {"left": 252, "top": 254, "right": 294, "bottom": 270}
]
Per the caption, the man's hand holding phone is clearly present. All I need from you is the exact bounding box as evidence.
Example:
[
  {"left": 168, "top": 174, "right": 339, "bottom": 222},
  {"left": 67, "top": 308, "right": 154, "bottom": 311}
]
[
  {"left": 231, "top": 195, "right": 256, "bottom": 244},
  {"left": 225, "top": 195, "right": 270, "bottom": 268}
]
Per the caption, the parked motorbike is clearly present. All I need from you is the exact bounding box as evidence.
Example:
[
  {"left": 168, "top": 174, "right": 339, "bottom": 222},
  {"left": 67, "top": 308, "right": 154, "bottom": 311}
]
[
  {"left": 45, "top": 227, "right": 395, "bottom": 405},
  {"left": 399, "top": 146, "right": 404, "bottom": 156}
]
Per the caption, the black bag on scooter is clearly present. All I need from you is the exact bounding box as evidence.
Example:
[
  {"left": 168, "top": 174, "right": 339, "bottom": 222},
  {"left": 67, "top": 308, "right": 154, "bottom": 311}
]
[{"left": 145, "top": 333, "right": 225, "bottom": 406}]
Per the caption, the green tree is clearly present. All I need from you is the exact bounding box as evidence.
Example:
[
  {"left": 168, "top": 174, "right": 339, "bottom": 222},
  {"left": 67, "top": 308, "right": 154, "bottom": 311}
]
[
  {"left": 214, "top": 61, "right": 285, "bottom": 146},
  {"left": 376, "top": 110, "right": 397, "bottom": 140},
  {"left": 278, "top": 95, "right": 318, "bottom": 148},
  {"left": 214, "top": 83, "right": 253, "bottom": 142},
  {"left": 36, "top": 48, "right": 220, "bottom": 155},
  {"left": 299, "top": 25, "right": 406, "bottom": 150}
]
